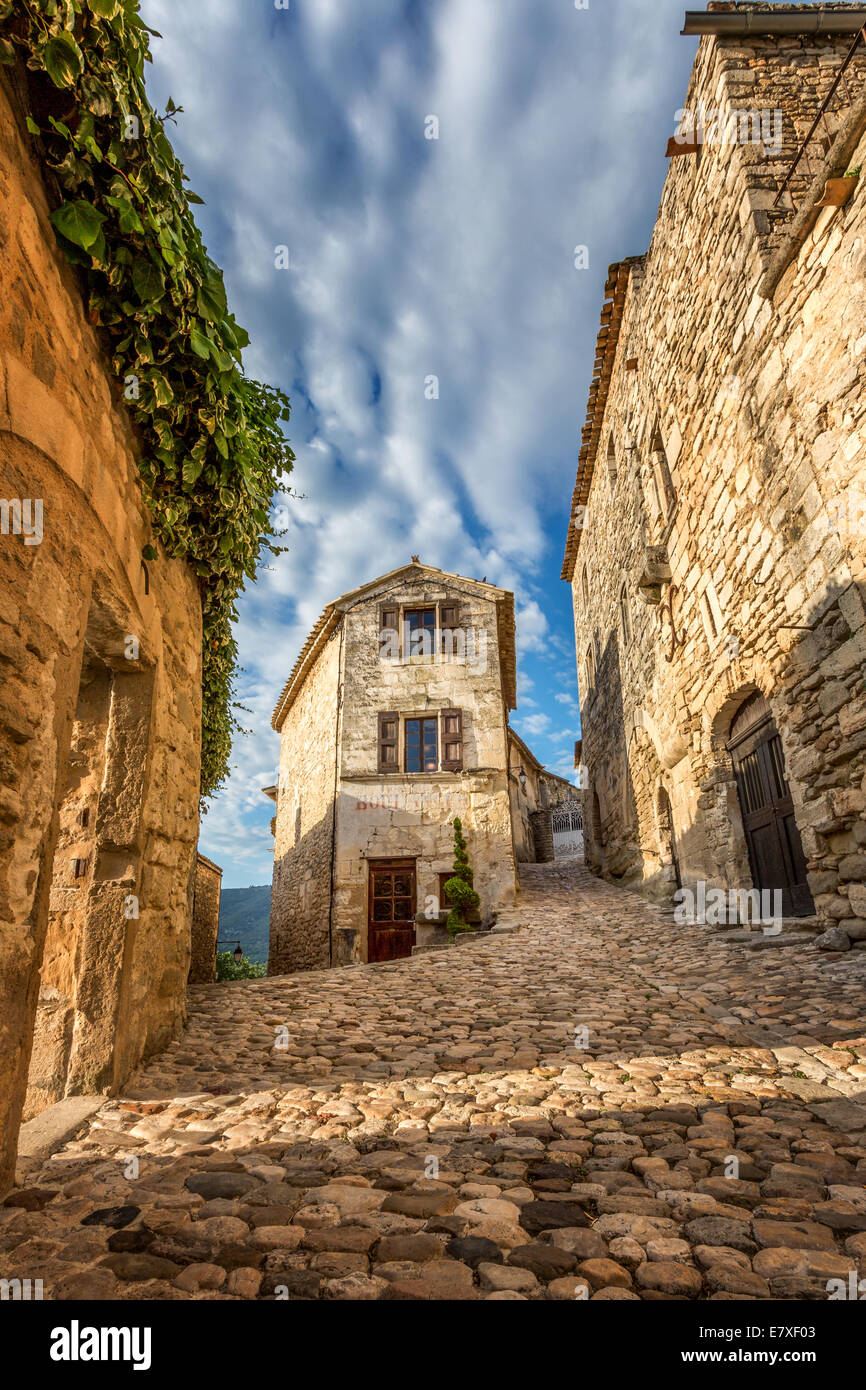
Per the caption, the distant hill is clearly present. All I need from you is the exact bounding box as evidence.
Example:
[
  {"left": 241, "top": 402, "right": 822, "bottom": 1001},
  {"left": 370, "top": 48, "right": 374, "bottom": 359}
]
[{"left": 218, "top": 884, "right": 271, "bottom": 965}]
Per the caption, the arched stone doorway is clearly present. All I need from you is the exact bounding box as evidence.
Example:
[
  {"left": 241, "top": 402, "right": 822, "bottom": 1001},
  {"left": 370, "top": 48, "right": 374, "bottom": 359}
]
[
  {"left": 657, "top": 786, "right": 681, "bottom": 890},
  {"left": 726, "top": 692, "right": 814, "bottom": 917}
]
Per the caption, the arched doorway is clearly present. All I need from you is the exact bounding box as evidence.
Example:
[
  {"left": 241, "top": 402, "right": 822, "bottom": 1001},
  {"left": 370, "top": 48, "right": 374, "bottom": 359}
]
[
  {"left": 657, "top": 786, "right": 681, "bottom": 889},
  {"left": 726, "top": 692, "right": 814, "bottom": 917}
]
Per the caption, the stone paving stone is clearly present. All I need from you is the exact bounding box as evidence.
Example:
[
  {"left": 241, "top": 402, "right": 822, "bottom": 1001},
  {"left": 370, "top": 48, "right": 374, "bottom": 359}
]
[{"left": 4, "top": 862, "right": 866, "bottom": 1300}]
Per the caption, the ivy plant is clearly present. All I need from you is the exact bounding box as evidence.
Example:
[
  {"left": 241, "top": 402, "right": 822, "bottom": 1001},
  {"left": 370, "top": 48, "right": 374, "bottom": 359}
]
[{"left": 1, "top": 0, "right": 295, "bottom": 798}]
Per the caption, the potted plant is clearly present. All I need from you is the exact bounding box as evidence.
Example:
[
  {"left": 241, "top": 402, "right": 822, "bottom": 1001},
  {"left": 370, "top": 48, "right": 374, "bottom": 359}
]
[
  {"left": 444, "top": 817, "right": 481, "bottom": 941},
  {"left": 819, "top": 166, "right": 860, "bottom": 209}
]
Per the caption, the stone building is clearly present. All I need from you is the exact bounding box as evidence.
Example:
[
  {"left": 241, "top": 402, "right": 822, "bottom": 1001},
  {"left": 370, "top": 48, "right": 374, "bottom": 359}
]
[
  {"left": 563, "top": 4, "right": 866, "bottom": 941},
  {"left": 269, "top": 560, "right": 567, "bottom": 970},
  {"left": 507, "top": 728, "right": 582, "bottom": 864},
  {"left": 189, "top": 854, "right": 223, "bottom": 985},
  {"left": 0, "top": 68, "right": 204, "bottom": 1188}
]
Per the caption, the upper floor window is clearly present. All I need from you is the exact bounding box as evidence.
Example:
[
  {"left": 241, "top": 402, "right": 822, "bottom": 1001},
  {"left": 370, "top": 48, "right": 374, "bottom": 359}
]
[
  {"left": 405, "top": 608, "right": 436, "bottom": 658},
  {"left": 377, "top": 709, "right": 464, "bottom": 773},
  {"left": 379, "top": 600, "right": 465, "bottom": 662},
  {"left": 650, "top": 425, "right": 677, "bottom": 525}
]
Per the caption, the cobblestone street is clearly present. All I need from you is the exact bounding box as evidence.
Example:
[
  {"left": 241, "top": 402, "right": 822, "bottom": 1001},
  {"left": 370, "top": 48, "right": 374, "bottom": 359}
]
[{"left": 5, "top": 862, "right": 866, "bottom": 1302}]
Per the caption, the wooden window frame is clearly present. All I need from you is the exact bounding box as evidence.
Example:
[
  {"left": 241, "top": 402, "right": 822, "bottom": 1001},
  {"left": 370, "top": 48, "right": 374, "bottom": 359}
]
[
  {"left": 378, "top": 599, "right": 463, "bottom": 661},
  {"left": 377, "top": 711, "right": 399, "bottom": 772},
  {"left": 377, "top": 708, "right": 465, "bottom": 775},
  {"left": 405, "top": 714, "right": 439, "bottom": 774},
  {"left": 440, "top": 709, "right": 463, "bottom": 771}
]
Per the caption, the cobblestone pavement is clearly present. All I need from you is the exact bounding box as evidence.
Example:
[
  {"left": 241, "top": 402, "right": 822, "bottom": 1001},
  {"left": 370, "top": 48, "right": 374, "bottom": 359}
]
[{"left": 5, "top": 861, "right": 866, "bottom": 1301}]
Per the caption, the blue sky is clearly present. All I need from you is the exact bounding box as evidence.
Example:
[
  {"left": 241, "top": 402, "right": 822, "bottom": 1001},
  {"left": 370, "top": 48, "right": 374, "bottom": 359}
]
[{"left": 139, "top": 0, "right": 713, "bottom": 888}]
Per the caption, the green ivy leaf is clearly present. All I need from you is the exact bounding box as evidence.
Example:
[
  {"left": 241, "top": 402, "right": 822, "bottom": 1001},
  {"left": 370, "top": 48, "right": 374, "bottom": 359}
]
[
  {"left": 49, "top": 200, "right": 106, "bottom": 250},
  {"left": 87, "top": 0, "right": 121, "bottom": 16},
  {"left": 132, "top": 257, "right": 165, "bottom": 301},
  {"left": 196, "top": 265, "right": 228, "bottom": 322},
  {"left": 182, "top": 455, "right": 205, "bottom": 488},
  {"left": 188, "top": 325, "right": 211, "bottom": 360},
  {"left": 42, "top": 33, "right": 84, "bottom": 88},
  {"left": 117, "top": 201, "right": 145, "bottom": 235},
  {"left": 25, "top": 116, "right": 40, "bottom": 136},
  {"left": 142, "top": 544, "right": 158, "bottom": 561}
]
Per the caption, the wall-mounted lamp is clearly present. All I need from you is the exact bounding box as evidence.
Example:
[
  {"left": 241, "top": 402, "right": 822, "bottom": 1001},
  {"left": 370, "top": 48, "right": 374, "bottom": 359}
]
[
  {"left": 518, "top": 766, "right": 527, "bottom": 793},
  {"left": 218, "top": 938, "right": 244, "bottom": 964}
]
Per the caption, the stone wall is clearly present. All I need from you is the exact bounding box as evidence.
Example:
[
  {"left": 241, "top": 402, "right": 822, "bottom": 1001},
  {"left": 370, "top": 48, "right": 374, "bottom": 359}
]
[
  {"left": 269, "top": 632, "right": 341, "bottom": 973},
  {"left": 566, "top": 17, "right": 866, "bottom": 936},
  {"left": 189, "top": 854, "right": 222, "bottom": 985},
  {"left": 0, "top": 76, "right": 202, "bottom": 1190}
]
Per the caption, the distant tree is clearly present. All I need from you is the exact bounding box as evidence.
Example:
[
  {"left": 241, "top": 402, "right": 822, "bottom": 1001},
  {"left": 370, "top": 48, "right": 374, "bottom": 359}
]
[{"left": 215, "top": 951, "right": 266, "bottom": 982}]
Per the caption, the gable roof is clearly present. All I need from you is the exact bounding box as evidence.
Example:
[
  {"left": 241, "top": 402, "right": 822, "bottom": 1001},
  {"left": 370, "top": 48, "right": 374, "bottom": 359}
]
[
  {"left": 271, "top": 560, "right": 517, "bottom": 729},
  {"left": 507, "top": 727, "right": 578, "bottom": 791}
]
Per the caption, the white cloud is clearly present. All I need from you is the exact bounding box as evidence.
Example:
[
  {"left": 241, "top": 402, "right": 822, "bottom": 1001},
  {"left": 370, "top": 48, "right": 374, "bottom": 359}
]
[{"left": 138, "top": 0, "right": 694, "bottom": 885}]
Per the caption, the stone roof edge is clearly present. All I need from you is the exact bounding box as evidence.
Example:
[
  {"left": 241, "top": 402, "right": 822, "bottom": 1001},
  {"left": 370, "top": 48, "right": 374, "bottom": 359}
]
[
  {"left": 195, "top": 852, "right": 223, "bottom": 875},
  {"left": 560, "top": 256, "right": 646, "bottom": 583},
  {"left": 508, "top": 726, "right": 579, "bottom": 788},
  {"left": 272, "top": 563, "right": 516, "bottom": 730}
]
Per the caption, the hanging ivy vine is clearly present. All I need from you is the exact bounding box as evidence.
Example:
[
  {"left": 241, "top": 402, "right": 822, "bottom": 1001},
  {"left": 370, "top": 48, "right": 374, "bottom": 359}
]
[{"left": 0, "top": 0, "right": 295, "bottom": 798}]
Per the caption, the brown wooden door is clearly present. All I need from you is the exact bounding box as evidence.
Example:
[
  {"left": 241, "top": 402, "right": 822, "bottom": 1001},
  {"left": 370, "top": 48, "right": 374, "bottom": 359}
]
[
  {"left": 729, "top": 699, "right": 814, "bottom": 917},
  {"left": 368, "top": 859, "right": 416, "bottom": 962}
]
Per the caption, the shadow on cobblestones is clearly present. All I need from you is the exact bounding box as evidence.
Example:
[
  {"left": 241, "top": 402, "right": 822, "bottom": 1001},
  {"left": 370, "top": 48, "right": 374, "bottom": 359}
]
[{"left": 2, "top": 863, "right": 865, "bottom": 1300}]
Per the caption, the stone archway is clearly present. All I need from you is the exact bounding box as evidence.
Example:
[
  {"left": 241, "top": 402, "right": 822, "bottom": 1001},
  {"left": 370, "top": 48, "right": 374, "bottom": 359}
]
[
  {"left": 703, "top": 680, "right": 815, "bottom": 916},
  {"left": 627, "top": 726, "right": 681, "bottom": 898},
  {"left": 657, "top": 785, "right": 681, "bottom": 890}
]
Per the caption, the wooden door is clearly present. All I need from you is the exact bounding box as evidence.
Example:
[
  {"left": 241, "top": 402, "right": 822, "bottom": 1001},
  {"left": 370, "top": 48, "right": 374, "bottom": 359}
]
[
  {"left": 728, "top": 696, "right": 814, "bottom": 917},
  {"left": 368, "top": 859, "right": 416, "bottom": 962}
]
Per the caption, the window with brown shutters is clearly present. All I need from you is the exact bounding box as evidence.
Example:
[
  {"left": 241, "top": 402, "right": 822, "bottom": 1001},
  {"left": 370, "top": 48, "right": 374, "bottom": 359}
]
[
  {"left": 440, "top": 600, "right": 460, "bottom": 657},
  {"left": 441, "top": 601, "right": 459, "bottom": 629},
  {"left": 441, "top": 709, "right": 463, "bottom": 771},
  {"left": 379, "top": 607, "right": 399, "bottom": 660},
  {"left": 378, "top": 712, "right": 398, "bottom": 771}
]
